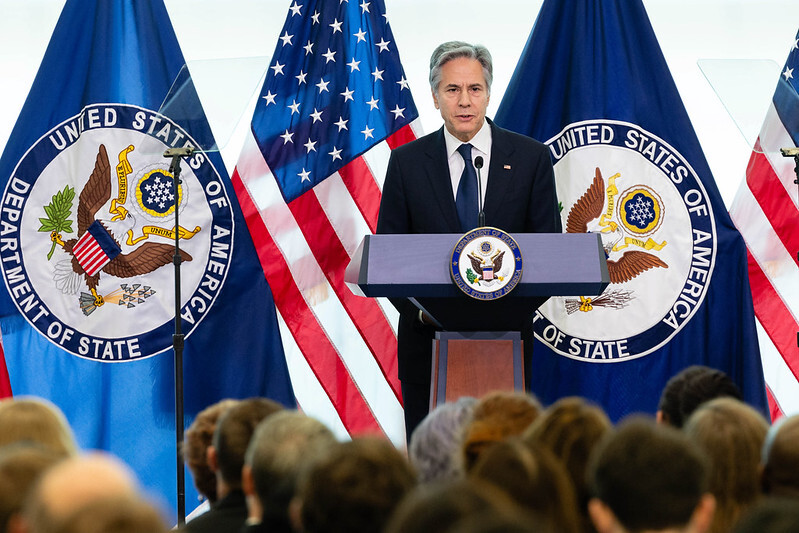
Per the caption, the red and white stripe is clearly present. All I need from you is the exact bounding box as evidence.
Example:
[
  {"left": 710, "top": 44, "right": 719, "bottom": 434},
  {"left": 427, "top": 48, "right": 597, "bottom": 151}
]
[
  {"left": 232, "top": 121, "right": 422, "bottom": 446},
  {"left": 73, "top": 231, "right": 111, "bottom": 277},
  {"left": 730, "top": 102, "right": 799, "bottom": 421}
]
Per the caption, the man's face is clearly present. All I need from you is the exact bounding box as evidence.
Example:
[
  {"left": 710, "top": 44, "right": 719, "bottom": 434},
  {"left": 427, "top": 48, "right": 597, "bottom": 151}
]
[{"left": 432, "top": 56, "right": 490, "bottom": 143}]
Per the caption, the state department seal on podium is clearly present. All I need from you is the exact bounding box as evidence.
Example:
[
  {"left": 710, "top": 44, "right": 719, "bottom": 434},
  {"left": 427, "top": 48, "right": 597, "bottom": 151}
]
[{"left": 450, "top": 228, "right": 523, "bottom": 300}]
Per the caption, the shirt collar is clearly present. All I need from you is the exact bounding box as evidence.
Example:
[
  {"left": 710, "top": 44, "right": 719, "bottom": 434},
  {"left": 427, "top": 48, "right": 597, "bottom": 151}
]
[{"left": 443, "top": 119, "right": 491, "bottom": 158}]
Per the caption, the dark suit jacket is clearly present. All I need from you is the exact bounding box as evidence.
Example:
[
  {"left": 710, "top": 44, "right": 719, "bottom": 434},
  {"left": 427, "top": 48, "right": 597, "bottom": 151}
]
[
  {"left": 376, "top": 119, "right": 561, "bottom": 386},
  {"left": 182, "top": 490, "right": 248, "bottom": 533}
]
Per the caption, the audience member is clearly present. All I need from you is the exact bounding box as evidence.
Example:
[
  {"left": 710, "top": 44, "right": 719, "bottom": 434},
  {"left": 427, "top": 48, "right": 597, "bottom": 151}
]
[
  {"left": 587, "top": 417, "right": 715, "bottom": 533},
  {"left": 470, "top": 438, "right": 580, "bottom": 533},
  {"left": 22, "top": 452, "right": 141, "bottom": 533},
  {"left": 294, "top": 436, "right": 416, "bottom": 533},
  {"left": 384, "top": 478, "right": 520, "bottom": 533},
  {"left": 49, "top": 495, "right": 169, "bottom": 533},
  {"left": 449, "top": 510, "right": 551, "bottom": 533},
  {"left": 182, "top": 397, "right": 283, "bottom": 533},
  {"left": 523, "top": 396, "right": 612, "bottom": 532},
  {"left": 684, "top": 397, "right": 769, "bottom": 533},
  {"left": 657, "top": 365, "right": 742, "bottom": 428},
  {"left": 732, "top": 497, "right": 799, "bottom": 533},
  {"left": 408, "top": 397, "right": 476, "bottom": 484},
  {"left": 0, "top": 397, "right": 77, "bottom": 457},
  {"left": 760, "top": 414, "right": 799, "bottom": 499},
  {"left": 242, "top": 410, "right": 336, "bottom": 533},
  {"left": 461, "top": 390, "right": 541, "bottom": 472},
  {"left": 0, "top": 444, "right": 63, "bottom": 533},
  {"left": 184, "top": 398, "right": 239, "bottom": 506}
]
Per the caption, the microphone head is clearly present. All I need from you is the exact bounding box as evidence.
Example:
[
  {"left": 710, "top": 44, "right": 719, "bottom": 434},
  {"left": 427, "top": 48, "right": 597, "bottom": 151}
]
[{"left": 474, "top": 156, "right": 484, "bottom": 169}]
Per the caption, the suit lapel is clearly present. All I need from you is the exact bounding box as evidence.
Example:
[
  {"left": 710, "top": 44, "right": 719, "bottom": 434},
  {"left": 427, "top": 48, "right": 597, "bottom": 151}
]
[
  {"left": 424, "top": 128, "right": 461, "bottom": 232},
  {"left": 483, "top": 122, "right": 516, "bottom": 221}
]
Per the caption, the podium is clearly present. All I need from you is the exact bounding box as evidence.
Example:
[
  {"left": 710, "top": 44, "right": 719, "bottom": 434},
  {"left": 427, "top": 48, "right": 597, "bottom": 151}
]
[{"left": 345, "top": 232, "right": 609, "bottom": 407}]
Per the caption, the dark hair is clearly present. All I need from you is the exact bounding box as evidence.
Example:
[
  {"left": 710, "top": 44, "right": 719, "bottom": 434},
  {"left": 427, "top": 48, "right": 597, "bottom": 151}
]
[
  {"left": 183, "top": 398, "right": 239, "bottom": 502},
  {"left": 212, "top": 397, "right": 283, "bottom": 486},
  {"left": 732, "top": 497, "right": 799, "bottom": 533},
  {"left": 762, "top": 415, "right": 799, "bottom": 498},
  {"left": 245, "top": 411, "right": 336, "bottom": 526},
  {"left": 588, "top": 417, "right": 709, "bottom": 531},
  {"left": 298, "top": 437, "right": 416, "bottom": 533},
  {"left": 471, "top": 438, "right": 580, "bottom": 533},
  {"left": 658, "top": 365, "right": 741, "bottom": 428},
  {"left": 384, "top": 478, "right": 519, "bottom": 533}
]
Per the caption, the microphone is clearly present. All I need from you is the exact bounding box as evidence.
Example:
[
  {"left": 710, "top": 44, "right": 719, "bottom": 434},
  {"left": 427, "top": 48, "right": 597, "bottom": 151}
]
[{"left": 474, "top": 156, "right": 485, "bottom": 227}]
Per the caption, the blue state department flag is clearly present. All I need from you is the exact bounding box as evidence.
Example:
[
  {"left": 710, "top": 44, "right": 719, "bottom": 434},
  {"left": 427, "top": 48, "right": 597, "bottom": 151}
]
[
  {"left": 0, "top": 0, "right": 294, "bottom": 517},
  {"left": 495, "top": 0, "right": 768, "bottom": 420}
]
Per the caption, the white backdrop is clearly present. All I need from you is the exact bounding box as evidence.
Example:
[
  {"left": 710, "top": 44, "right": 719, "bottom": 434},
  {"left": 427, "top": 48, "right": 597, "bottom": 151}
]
[{"left": 1, "top": 1, "right": 798, "bottom": 208}]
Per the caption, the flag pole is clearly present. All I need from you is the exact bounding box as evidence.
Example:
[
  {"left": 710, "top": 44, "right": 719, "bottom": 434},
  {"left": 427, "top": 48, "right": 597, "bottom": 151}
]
[{"left": 165, "top": 146, "right": 193, "bottom": 526}]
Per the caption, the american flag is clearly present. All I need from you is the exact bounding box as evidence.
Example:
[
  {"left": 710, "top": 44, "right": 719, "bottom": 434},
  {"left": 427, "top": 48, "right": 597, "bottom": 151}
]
[
  {"left": 232, "top": 0, "right": 420, "bottom": 444},
  {"left": 730, "top": 29, "right": 799, "bottom": 420}
]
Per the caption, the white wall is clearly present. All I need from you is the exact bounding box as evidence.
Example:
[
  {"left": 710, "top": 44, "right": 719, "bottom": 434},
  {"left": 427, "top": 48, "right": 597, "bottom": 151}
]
[{"left": 0, "top": 0, "right": 797, "bottom": 206}]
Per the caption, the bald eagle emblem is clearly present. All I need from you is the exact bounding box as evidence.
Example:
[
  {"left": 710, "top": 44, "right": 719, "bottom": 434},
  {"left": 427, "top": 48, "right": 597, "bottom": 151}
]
[
  {"left": 565, "top": 167, "right": 667, "bottom": 313},
  {"left": 47, "top": 144, "right": 192, "bottom": 315}
]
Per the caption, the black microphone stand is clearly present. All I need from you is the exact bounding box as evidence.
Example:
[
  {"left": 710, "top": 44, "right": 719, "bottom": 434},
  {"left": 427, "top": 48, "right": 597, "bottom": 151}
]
[
  {"left": 164, "top": 146, "right": 194, "bottom": 526},
  {"left": 475, "top": 156, "right": 485, "bottom": 227}
]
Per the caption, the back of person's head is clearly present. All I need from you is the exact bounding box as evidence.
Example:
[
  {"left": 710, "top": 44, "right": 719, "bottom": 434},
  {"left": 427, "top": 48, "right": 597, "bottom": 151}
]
[
  {"left": 23, "top": 452, "right": 140, "bottom": 533},
  {"left": 49, "top": 495, "right": 168, "bottom": 533},
  {"left": 761, "top": 414, "right": 799, "bottom": 499},
  {"left": 212, "top": 397, "right": 283, "bottom": 488},
  {"left": 461, "top": 390, "right": 541, "bottom": 472},
  {"left": 732, "top": 497, "right": 799, "bottom": 533},
  {"left": 0, "top": 397, "right": 77, "bottom": 457},
  {"left": 384, "top": 478, "right": 521, "bottom": 533},
  {"left": 449, "top": 509, "right": 553, "bottom": 533},
  {"left": 0, "top": 445, "right": 63, "bottom": 533},
  {"left": 244, "top": 410, "right": 336, "bottom": 525},
  {"left": 588, "top": 417, "right": 712, "bottom": 533},
  {"left": 684, "top": 397, "right": 769, "bottom": 533},
  {"left": 470, "top": 438, "right": 581, "bottom": 533},
  {"left": 524, "top": 396, "right": 612, "bottom": 520},
  {"left": 183, "top": 398, "right": 239, "bottom": 503},
  {"left": 409, "top": 397, "right": 476, "bottom": 484},
  {"left": 297, "top": 436, "right": 417, "bottom": 533},
  {"left": 658, "top": 365, "right": 742, "bottom": 428}
]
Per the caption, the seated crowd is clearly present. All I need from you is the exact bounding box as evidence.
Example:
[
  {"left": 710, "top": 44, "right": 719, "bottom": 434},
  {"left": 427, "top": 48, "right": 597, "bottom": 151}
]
[{"left": 1, "top": 364, "right": 798, "bottom": 533}]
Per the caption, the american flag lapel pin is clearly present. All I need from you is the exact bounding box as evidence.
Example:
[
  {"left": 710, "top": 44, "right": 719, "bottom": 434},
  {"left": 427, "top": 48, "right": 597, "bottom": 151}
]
[{"left": 504, "top": 164, "right": 511, "bottom": 169}]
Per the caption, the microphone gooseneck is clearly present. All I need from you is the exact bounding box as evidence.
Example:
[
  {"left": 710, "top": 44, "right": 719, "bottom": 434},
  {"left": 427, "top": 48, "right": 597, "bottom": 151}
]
[{"left": 474, "top": 156, "right": 485, "bottom": 227}]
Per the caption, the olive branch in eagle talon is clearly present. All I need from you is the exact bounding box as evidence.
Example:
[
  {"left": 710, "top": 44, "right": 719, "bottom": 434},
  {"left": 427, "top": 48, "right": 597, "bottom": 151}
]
[
  {"left": 49, "top": 144, "right": 193, "bottom": 310},
  {"left": 39, "top": 185, "right": 75, "bottom": 260}
]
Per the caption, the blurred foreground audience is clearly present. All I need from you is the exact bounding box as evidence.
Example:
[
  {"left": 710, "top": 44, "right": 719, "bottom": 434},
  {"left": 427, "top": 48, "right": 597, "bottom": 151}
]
[
  {"left": 587, "top": 417, "right": 715, "bottom": 533},
  {"left": 182, "top": 397, "right": 283, "bottom": 533},
  {"left": 242, "top": 410, "right": 337, "bottom": 533},
  {"left": 684, "top": 397, "right": 769, "bottom": 533},
  {"left": 0, "top": 397, "right": 77, "bottom": 457},
  {"left": 293, "top": 437, "right": 416, "bottom": 533}
]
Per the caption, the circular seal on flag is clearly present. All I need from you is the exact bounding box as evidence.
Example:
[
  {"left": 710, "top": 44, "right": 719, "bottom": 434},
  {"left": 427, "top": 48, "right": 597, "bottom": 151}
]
[
  {"left": 0, "top": 103, "right": 235, "bottom": 362},
  {"left": 450, "top": 227, "right": 523, "bottom": 300},
  {"left": 534, "top": 119, "right": 717, "bottom": 362}
]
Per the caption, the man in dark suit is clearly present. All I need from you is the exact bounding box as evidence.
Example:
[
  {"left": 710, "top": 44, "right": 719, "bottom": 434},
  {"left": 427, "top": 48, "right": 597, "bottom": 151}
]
[{"left": 377, "top": 41, "right": 562, "bottom": 438}]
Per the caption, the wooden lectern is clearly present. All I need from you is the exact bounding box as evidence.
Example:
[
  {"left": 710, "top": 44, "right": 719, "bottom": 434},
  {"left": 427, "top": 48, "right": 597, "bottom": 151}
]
[{"left": 345, "top": 233, "right": 609, "bottom": 408}]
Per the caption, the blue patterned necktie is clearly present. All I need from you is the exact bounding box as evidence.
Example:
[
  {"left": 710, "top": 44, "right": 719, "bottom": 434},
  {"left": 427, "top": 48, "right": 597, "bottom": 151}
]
[{"left": 455, "top": 143, "right": 478, "bottom": 232}]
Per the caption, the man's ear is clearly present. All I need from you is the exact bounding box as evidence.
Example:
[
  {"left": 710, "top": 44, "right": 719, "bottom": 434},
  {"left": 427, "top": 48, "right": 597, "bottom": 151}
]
[
  {"left": 588, "top": 498, "right": 618, "bottom": 533},
  {"left": 432, "top": 89, "right": 439, "bottom": 109},
  {"left": 206, "top": 445, "right": 218, "bottom": 473},
  {"left": 242, "top": 464, "right": 255, "bottom": 497},
  {"left": 288, "top": 497, "right": 303, "bottom": 533},
  {"left": 688, "top": 494, "right": 716, "bottom": 533}
]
